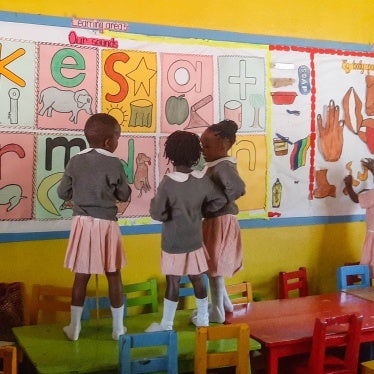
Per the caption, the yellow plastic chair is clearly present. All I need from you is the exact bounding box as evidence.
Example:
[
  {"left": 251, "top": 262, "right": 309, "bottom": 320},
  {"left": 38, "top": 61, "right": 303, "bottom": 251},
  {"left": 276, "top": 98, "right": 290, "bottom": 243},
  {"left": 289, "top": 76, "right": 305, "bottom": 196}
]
[
  {"left": 123, "top": 278, "right": 158, "bottom": 315},
  {"left": 226, "top": 281, "right": 253, "bottom": 304},
  {"left": 29, "top": 284, "right": 72, "bottom": 325},
  {"left": 0, "top": 345, "right": 17, "bottom": 374},
  {"left": 362, "top": 360, "right": 374, "bottom": 373},
  {"left": 194, "top": 323, "right": 250, "bottom": 374}
]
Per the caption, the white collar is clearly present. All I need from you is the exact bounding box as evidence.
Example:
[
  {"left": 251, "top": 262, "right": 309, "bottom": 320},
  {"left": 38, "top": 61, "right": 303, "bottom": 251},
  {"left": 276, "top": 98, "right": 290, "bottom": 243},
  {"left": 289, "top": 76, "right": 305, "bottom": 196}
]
[
  {"left": 78, "top": 148, "right": 117, "bottom": 158},
  {"left": 167, "top": 169, "right": 205, "bottom": 182},
  {"left": 206, "top": 156, "right": 237, "bottom": 167}
]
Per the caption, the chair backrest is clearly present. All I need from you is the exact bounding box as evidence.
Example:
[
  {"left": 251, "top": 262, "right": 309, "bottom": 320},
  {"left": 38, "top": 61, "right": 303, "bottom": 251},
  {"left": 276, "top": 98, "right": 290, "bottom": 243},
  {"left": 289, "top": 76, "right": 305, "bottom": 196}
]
[
  {"left": 337, "top": 264, "right": 371, "bottom": 291},
  {"left": 123, "top": 278, "right": 158, "bottom": 315},
  {"left": 278, "top": 266, "right": 308, "bottom": 299},
  {"left": 0, "top": 345, "right": 17, "bottom": 374},
  {"left": 226, "top": 282, "right": 253, "bottom": 304},
  {"left": 178, "top": 274, "right": 209, "bottom": 309},
  {"left": 178, "top": 274, "right": 208, "bottom": 297},
  {"left": 194, "top": 323, "right": 250, "bottom": 374},
  {"left": 29, "top": 284, "right": 71, "bottom": 324},
  {"left": 118, "top": 330, "right": 178, "bottom": 373},
  {"left": 81, "top": 295, "right": 126, "bottom": 320},
  {"left": 344, "top": 262, "right": 361, "bottom": 285},
  {"left": 307, "top": 313, "right": 363, "bottom": 374}
]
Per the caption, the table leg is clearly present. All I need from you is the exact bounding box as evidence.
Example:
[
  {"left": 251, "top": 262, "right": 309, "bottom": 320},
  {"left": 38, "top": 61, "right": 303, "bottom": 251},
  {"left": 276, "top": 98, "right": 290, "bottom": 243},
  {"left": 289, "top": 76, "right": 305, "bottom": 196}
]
[{"left": 266, "top": 349, "right": 278, "bottom": 374}]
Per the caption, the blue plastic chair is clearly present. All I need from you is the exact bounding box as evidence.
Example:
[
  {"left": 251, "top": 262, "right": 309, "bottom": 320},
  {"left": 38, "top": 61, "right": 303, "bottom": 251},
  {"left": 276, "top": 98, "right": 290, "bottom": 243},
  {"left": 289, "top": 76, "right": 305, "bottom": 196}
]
[
  {"left": 118, "top": 330, "right": 178, "bottom": 373},
  {"left": 81, "top": 295, "right": 126, "bottom": 320},
  {"left": 337, "top": 264, "right": 371, "bottom": 291},
  {"left": 179, "top": 274, "right": 209, "bottom": 297}
]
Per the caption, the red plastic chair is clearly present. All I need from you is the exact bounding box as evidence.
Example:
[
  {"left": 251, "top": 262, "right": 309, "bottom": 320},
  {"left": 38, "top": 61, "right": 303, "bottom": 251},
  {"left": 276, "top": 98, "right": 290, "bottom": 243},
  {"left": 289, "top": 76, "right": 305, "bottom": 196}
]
[
  {"left": 294, "top": 313, "right": 363, "bottom": 374},
  {"left": 278, "top": 267, "right": 308, "bottom": 299}
]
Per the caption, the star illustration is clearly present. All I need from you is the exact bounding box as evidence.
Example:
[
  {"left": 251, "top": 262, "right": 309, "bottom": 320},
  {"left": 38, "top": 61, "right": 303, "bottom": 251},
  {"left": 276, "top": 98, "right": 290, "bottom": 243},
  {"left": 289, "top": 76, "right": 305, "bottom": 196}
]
[{"left": 126, "top": 57, "right": 156, "bottom": 96}]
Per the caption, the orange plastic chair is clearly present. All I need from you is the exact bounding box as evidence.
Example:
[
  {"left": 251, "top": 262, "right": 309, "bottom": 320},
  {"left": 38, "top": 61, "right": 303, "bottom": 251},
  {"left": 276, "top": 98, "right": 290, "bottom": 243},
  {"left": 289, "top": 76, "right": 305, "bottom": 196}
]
[
  {"left": 294, "top": 313, "right": 363, "bottom": 374},
  {"left": 194, "top": 323, "right": 250, "bottom": 374},
  {"left": 29, "top": 284, "right": 72, "bottom": 324},
  {"left": 0, "top": 345, "right": 17, "bottom": 374},
  {"left": 278, "top": 266, "right": 308, "bottom": 299},
  {"left": 226, "top": 282, "right": 253, "bottom": 304}
]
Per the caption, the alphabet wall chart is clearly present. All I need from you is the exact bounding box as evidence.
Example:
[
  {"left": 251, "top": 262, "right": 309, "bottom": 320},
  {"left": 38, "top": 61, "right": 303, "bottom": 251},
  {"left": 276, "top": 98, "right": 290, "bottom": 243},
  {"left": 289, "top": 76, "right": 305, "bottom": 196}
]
[{"left": 1, "top": 12, "right": 374, "bottom": 240}]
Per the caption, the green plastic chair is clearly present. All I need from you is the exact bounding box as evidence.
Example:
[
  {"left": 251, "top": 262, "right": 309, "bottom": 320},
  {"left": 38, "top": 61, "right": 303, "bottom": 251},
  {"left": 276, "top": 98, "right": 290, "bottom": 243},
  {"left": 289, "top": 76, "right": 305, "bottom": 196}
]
[{"left": 123, "top": 278, "right": 158, "bottom": 315}]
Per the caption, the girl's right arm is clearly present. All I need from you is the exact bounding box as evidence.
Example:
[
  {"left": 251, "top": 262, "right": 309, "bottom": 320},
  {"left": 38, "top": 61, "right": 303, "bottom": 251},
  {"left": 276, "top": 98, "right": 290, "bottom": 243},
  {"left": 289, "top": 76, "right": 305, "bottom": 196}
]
[
  {"left": 149, "top": 179, "right": 170, "bottom": 222},
  {"left": 343, "top": 175, "right": 359, "bottom": 203}
]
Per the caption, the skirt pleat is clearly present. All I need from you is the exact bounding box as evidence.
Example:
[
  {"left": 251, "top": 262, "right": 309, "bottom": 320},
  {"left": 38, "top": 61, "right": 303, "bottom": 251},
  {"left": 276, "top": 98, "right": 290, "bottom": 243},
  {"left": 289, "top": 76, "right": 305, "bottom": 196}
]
[{"left": 64, "top": 216, "right": 126, "bottom": 274}]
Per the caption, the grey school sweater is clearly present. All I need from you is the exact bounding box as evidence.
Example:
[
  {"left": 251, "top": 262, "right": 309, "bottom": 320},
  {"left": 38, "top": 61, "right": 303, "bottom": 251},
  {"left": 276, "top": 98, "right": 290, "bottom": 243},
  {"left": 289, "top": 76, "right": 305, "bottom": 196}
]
[
  {"left": 203, "top": 157, "right": 246, "bottom": 218},
  {"left": 150, "top": 170, "right": 227, "bottom": 254},
  {"left": 57, "top": 148, "right": 131, "bottom": 221}
]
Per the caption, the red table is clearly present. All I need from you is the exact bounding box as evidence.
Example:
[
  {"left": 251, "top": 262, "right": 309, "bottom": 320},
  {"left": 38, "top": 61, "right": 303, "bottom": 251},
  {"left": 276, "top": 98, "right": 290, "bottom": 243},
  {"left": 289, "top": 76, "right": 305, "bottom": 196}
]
[{"left": 225, "top": 292, "right": 374, "bottom": 374}]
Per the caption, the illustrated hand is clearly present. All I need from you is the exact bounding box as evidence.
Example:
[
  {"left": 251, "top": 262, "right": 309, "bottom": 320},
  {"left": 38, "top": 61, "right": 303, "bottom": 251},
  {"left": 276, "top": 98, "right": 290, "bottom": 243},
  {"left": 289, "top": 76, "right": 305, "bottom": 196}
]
[
  {"left": 343, "top": 174, "right": 353, "bottom": 187},
  {"left": 317, "top": 100, "right": 344, "bottom": 162},
  {"left": 361, "top": 158, "right": 374, "bottom": 175}
]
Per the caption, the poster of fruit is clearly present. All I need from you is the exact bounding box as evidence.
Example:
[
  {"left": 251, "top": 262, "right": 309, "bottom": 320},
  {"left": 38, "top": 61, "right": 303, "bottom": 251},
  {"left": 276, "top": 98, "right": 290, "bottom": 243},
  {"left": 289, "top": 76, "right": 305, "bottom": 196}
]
[{"left": 0, "top": 12, "right": 373, "bottom": 240}]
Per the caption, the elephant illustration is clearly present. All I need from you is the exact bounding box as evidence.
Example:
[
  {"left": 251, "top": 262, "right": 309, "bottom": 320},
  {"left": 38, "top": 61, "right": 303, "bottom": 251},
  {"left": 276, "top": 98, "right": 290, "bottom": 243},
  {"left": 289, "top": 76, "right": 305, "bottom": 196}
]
[{"left": 39, "top": 86, "right": 93, "bottom": 124}]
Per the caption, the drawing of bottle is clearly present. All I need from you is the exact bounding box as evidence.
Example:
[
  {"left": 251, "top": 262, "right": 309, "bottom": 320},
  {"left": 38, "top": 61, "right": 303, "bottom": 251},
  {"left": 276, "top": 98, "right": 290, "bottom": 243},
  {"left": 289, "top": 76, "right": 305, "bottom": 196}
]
[
  {"left": 8, "top": 88, "right": 20, "bottom": 124},
  {"left": 272, "top": 178, "right": 282, "bottom": 208}
]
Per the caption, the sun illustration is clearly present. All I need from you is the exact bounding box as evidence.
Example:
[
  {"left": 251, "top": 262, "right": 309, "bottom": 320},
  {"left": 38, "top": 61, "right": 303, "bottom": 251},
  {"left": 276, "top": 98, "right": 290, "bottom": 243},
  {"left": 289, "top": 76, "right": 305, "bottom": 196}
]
[{"left": 107, "top": 105, "right": 129, "bottom": 128}]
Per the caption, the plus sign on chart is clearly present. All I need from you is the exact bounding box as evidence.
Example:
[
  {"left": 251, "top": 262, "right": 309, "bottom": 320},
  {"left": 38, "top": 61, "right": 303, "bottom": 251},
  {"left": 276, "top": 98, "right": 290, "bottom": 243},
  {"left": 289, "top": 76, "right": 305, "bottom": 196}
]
[{"left": 228, "top": 60, "right": 257, "bottom": 100}]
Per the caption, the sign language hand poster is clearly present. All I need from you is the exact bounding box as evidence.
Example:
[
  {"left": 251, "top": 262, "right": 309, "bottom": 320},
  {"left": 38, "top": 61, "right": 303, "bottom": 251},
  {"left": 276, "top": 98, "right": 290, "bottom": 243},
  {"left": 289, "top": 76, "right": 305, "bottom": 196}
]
[{"left": 0, "top": 14, "right": 373, "bottom": 239}]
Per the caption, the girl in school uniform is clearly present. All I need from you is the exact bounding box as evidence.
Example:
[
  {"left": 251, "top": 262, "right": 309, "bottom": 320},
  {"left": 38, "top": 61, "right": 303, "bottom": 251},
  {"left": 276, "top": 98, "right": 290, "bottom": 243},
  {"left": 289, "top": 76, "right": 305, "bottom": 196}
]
[
  {"left": 58, "top": 113, "right": 131, "bottom": 341},
  {"left": 200, "top": 119, "right": 246, "bottom": 323},
  {"left": 146, "top": 130, "right": 227, "bottom": 332},
  {"left": 344, "top": 157, "right": 374, "bottom": 276}
]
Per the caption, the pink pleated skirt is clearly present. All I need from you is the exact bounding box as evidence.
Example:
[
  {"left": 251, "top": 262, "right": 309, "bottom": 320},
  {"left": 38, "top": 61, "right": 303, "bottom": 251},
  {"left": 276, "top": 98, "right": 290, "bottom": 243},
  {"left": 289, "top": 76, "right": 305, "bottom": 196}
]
[
  {"left": 64, "top": 215, "right": 126, "bottom": 274},
  {"left": 202, "top": 214, "right": 243, "bottom": 277},
  {"left": 161, "top": 247, "right": 209, "bottom": 275},
  {"left": 360, "top": 230, "right": 374, "bottom": 277}
]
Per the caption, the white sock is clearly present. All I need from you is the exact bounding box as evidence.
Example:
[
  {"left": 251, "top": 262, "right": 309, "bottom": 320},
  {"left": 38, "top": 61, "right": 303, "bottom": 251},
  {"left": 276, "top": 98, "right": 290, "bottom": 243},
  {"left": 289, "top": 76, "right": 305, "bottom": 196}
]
[
  {"left": 160, "top": 298, "right": 178, "bottom": 330},
  {"left": 145, "top": 298, "right": 178, "bottom": 332},
  {"left": 194, "top": 296, "right": 209, "bottom": 326},
  {"left": 111, "top": 305, "right": 126, "bottom": 340},
  {"left": 63, "top": 305, "right": 83, "bottom": 341},
  {"left": 223, "top": 286, "right": 234, "bottom": 312}
]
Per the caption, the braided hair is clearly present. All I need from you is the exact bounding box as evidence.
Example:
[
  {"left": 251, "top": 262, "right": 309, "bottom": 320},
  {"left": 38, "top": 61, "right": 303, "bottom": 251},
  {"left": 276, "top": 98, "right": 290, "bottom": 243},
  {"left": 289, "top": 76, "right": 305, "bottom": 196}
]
[
  {"left": 164, "top": 130, "right": 201, "bottom": 167},
  {"left": 208, "top": 119, "right": 238, "bottom": 145}
]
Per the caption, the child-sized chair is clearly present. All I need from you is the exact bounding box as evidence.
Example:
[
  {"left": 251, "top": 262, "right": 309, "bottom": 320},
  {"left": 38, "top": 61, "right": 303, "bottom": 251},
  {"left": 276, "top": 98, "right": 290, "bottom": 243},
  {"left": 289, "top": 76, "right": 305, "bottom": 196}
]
[
  {"left": 362, "top": 360, "right": 374, "bottom": 374},
  {"left": 118, "top": 330, "right": 178, "bottom": 373},
  {"left": 293, "top": 313, "right": 363, "bottom": 374},
  {"left": 81, "top": 295, "right": 126, "bottom": 320},
  {"left": 194, "top": 323, "right": 250, "bottom": 374},
  {"left": 278, "top": 267, "right": 308, "bottom": 299},
  {"left": 226, "top": 281, "right": 253, "bottom": 304},
  {"left": 0, "top": 345, "right": 17, "bottom": 374},
  {"left": 29, "top": 284, "right": 71, "bottom": 324},
  {"left": 177, "top": 274, "right": 209, "bottom": 309},
  {"left": 337, "top": 264, "right": 371, "bottom": 291},
  {"left": 178, "top": 274, "right": 209, "bottom": 298},
  {"left": 123, "top": 278, "right": 158, "bottom": 315}
]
